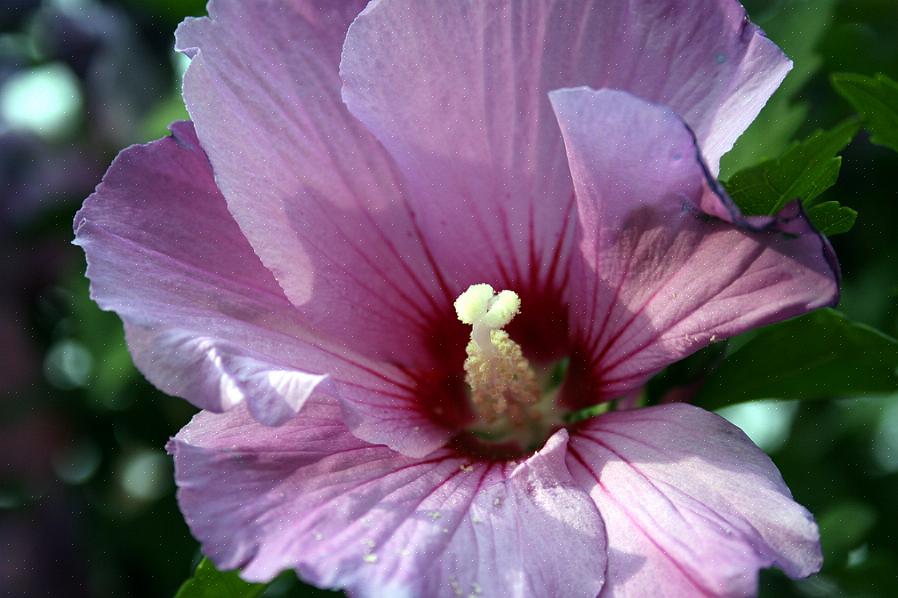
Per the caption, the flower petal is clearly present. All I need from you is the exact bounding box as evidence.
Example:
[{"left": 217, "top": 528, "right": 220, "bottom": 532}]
[
  {"left": 549, "top": 88, "right": 838, "bottom": 405},
  {"left": 73, "top": 122, "right": 416, "bottom": 431},
  {"left": 567, "top": 403, "right": 822, "bottom": 596},
  {"left": 340, "top": 0, "right": 789, "bottom": 290},
  {"left": 176, "top": 0, "right": 453, "bottom": 362},
  {"left": 169, "top": 400, "right": 607, "bottom": 597}
]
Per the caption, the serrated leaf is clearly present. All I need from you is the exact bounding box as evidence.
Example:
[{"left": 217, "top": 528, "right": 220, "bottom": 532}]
[
  {"left": 696, "top": 309, "right": 898, "bottom": 410},
  {"left": 833, "top": 72, "right": 898, "bottom": 153},
  {"left": 723, "top": 118, "right": 860, "bottom": 217},
  {"left": 806, "top": 201, "right": 858, "bottom": 236},
  {"left": 175, "top": 558, "right": 267, "bottom": 598}
]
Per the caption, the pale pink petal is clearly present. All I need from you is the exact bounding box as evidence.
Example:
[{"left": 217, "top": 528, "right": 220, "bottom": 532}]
[
  {"left": 176, "top": 0, "right": 453, "bottom": 363},
  {"left": 340, "top": 0, "right": 790, "bottom": 292},
  {"left": 567, "top": 403, "right": 821, "bottom": 596},
  {"left": 73, "top": 122, "right": 429, "bottom": 439},
  {"left": 169, "top": 400, "right": 607, "bottom": 597},
  {"left": 549, "top": 88, "right": 837, "bottom": 405}
]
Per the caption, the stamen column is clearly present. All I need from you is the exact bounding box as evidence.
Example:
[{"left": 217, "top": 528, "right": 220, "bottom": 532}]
[{"left": 454, "top": 284, "right": 540, "bottom": 424}]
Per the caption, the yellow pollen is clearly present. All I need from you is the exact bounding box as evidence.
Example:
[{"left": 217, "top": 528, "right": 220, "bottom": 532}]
[{"left": 454, "top": 284, "right": 540, "bottom": 424}]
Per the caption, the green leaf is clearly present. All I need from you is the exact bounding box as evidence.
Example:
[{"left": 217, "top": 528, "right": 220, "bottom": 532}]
[
  {"left": 175, "top": 558, "right": 267, "bottom": 598},
  {"left": 806, "top": 201, "right": 858, "bottom": 236},
  {"left": 720, "top": 0, "right": 838, "bottom": 177},
  {"left": 832, "top": 72, "right": 898, "bottom": 153},
  {"left": 818, "top": 501, "right": 878, "bottom": 567},
  {"left": 696, "top": 309, "right": 898, "bottom": 410},
  {"left": 722, "top": 118, "right": 860, "bottom": 217},
  {"left": 645, "top": 342, "right": 728, "bottom": 404}
]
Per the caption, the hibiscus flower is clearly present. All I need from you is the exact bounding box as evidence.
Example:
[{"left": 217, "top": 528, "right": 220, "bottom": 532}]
[{"left": 74, "top": 1, "right": 839, "bottom": 595}]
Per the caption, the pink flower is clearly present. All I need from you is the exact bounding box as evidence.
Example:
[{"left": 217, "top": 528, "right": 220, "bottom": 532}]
[{"left": 74, "top": 0, "right": 839, "bottom": 595}]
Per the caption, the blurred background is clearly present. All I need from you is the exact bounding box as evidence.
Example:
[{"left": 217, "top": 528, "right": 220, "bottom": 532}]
[{"left": 0, "top": 0, "right": 896, "bottom": 596}]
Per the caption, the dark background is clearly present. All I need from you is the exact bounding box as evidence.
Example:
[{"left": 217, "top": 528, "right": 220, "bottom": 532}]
[{"left": 1, "top": 0, "right": 896, "bottom": 596}]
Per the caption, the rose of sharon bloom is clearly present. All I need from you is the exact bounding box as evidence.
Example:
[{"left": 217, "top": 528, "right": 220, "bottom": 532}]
[{"left": 74, "top": 0, "right": 840, "bottom": 596}]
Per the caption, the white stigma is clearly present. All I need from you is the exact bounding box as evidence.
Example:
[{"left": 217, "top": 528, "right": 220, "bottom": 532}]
[{"left": 454, "top": 284, "right": 539, "bottom": 424}]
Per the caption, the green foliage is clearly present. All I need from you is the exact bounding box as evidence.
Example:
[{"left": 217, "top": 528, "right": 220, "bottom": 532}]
[
  {"left": 697, "top": 309, "right": 898, "bottom": 409},
  {"left": 722, "top": 119, "right": 859, "bottom": 234},
  {"left": 723, "top": 118, "right": 858, "bottom": 214},
  {"left": 805, "top": 201, "right": 858, "bottom": 236},
  {"left": 175, "top": 559, "right": 267, "bottom": 598},
  {"left": 645, "top": 342, "right": 728, "bottom": 404},
  {"left": 140, "top": 92, "right": 190, "bottom": 143},
  {"left": 121, "top": 0, "right": 207, "bottom": 23},
  {"left": 818, "top": 500, "right": 878, "bottom": 566},
  {"left": 721, "top": 0, "right": 837, "bottom": 177},
  {"left": 833, "top": 73, "right": 898, "bottom": 153},
  {"left": 564, "top": 401, "right": 611, "bottom": 424}
]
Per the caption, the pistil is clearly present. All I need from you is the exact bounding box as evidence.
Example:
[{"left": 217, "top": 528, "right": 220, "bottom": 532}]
[{"left": 454, "top": 284, "right": 540, "bottom": 425}]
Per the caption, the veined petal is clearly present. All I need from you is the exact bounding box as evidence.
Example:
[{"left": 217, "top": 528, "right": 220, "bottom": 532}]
[
  {"left": 73, "top": 122, "right": 423, "bottom": 433},
  {"left": 169, "top": 400, "right": 607, "bottom": 597},
  {"left": 340, "top": 0, "right": 790, "bottom": 293},
  {"left": 567, "top": 404, "right": 821, "bottom": 596},
  {"left": 549, "top": 88, "right": 838, "bottom": 406},
  {"left": 176, "top": 0, "right": 452, "bottom": 363}
]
